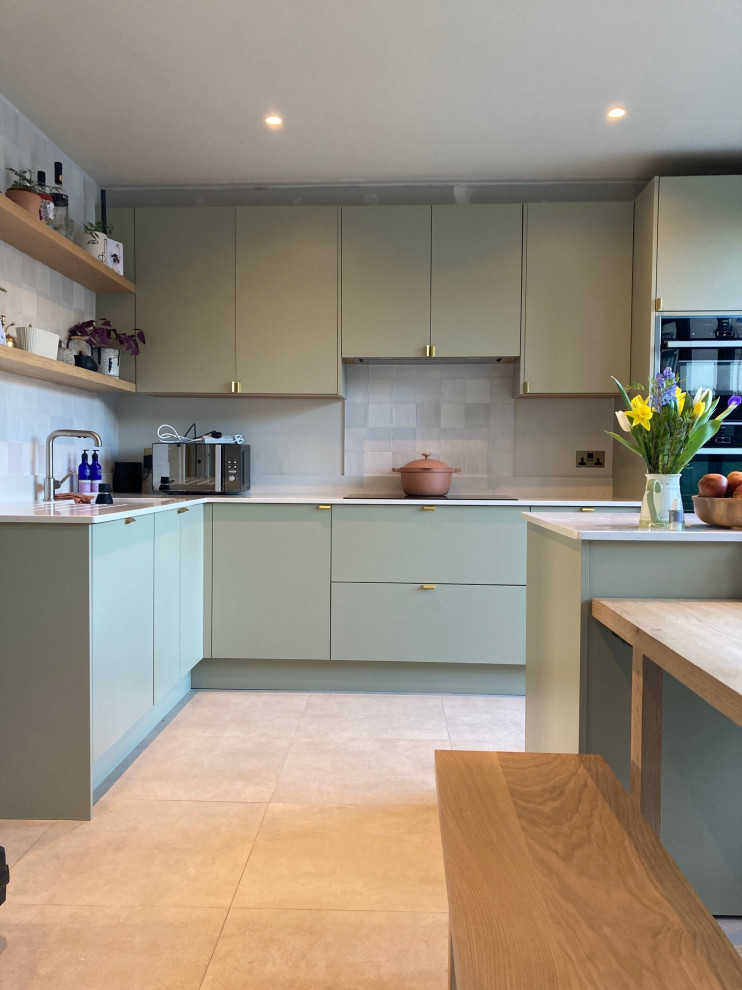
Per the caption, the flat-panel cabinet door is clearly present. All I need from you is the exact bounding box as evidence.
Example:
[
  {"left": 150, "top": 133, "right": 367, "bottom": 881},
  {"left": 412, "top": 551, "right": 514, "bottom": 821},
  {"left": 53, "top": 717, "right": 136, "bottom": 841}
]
[
  {"left": 431, "top": 205, "right": 522, "bottom": 358},
  {"left": 522, "top": 202, "right": 633, "bottom": 395},
  {"left": 211, "top": 504, "right": 331, "bottom": 660},
  {"left": 135, "top": 207, "right": 236, "bottom": 393},
  {"left": 91, "top": 516, "right": 154, "bottom": 762},
  {"left": 154, "top": 510, "right": 181, "bottom": 703},
  {"left": 332, "top": 583, "right": 525, "bottom": 664},
  {"left": 179, "top": 504, "right": 204, "bottom": 675},
  {"left": 656, "top": 176, "right": 742, "bottom": 311},
  {"left": 341, "top": 206, "right": 431, "bottom": 358},
  {"left": 236, "top": 207, "right": 339, "bottom": 395}
]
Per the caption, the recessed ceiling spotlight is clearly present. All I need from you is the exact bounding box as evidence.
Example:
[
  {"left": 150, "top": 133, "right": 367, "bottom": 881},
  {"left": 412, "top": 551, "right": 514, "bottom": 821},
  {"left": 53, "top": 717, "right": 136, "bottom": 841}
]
[
  {"left": 264, "top": 114, "right": 283, "bottom": 127},
  {"left": 607, "top": 107, "right": 626, "bottom": 119}
]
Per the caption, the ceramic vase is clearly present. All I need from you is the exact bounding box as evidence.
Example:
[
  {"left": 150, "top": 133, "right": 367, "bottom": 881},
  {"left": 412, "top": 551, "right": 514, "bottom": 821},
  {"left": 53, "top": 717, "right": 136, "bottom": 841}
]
[
  {"left": 95, "top": 346, "right": 120, "bottom": 377},
  {"left": 83, "top": 231, "right": 107, "bottom": 263},
  {"left": 6, "top": 189, "right": 42, "bottom": 217},
  {"left": 640, "top": 473, "right": 682, "bottom": 529}
]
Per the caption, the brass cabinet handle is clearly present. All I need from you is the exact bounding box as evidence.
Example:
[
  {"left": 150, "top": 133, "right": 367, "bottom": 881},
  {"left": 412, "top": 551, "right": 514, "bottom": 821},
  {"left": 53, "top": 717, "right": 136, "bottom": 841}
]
[
  {"left": 580, "top": 507, "right": 595, "bottom": 512},
  {"left": 318, "top": 504, "right": 332, "bottom": 510},
  {"left": 124, "top": 516, "right": 136, "bottom": 525},
  {"left": 523, "top": 380, "right": 530, "bottom": 394},
  {"left": 430, "top": 344, "right": 436, "bottom": 358},
  {"left": 422, "top": 505, "right": 436, "bottom": 511},
  {"left": 421, "top": 584, "right": 436, "bottom": 590},
  {"left": 177, "top": 507, "right": 189, "bottom": 514},
  {"left": 655, "top": 297, "right": 663, "bottom": 311},
  {"left": 424, "top": 344, "right": 430, "bottom": 357},
  {"left": 231, "top": 381, "right": 242, "bottom": 393}
]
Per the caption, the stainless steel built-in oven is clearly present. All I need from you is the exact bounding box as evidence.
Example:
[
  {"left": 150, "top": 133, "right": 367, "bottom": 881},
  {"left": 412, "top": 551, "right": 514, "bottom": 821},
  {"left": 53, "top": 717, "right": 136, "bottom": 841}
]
[{"left": 656, "top": 315, "right": 742, "bottom": 507}]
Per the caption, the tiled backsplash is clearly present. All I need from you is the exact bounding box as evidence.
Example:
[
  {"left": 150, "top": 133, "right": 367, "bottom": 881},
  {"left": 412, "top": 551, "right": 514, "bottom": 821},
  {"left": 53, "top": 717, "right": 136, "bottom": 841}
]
[{"left": 344, "top": 362, "right": 514, "bottom": 482}]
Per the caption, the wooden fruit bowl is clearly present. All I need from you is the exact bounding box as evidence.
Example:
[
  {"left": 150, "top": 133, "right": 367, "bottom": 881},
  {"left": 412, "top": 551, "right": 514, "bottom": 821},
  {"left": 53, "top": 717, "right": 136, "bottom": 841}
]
[{"left": 692, "top": 495, "right": 742, "bottom": 529}]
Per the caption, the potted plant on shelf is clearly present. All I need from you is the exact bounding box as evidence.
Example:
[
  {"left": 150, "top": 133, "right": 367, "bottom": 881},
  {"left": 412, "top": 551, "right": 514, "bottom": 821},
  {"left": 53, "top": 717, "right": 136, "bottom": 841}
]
[
  {"left": 82, "top": 220, "right": 113, "bottom": 263},
  {"left": 5, "top": 168, "right": 42, "bottom": 217},
  {"left": 608, "top": 369, "right": 741, "bottom": 528},
  {"left": 67, "top": 318, "right": 146, "bottom": 377}
]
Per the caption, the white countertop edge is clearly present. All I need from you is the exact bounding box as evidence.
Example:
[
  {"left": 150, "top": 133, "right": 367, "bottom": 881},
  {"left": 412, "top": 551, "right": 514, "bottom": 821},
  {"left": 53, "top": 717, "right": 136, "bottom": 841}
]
[
  {"left": 523, "top": 511, "right": 742, "bottom": 542},
  {"left": 0, "top": 495, "right": 640, "bottom": 524}
]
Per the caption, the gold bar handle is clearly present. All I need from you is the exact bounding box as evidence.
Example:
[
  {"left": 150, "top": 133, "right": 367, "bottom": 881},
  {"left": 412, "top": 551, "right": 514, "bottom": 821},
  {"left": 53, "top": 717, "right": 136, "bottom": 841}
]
[
  {"left": 523, "top": 380, "right": 530, "bottom": 394},
  {"left": 231, "top": 381, "right": 243, "bottom": 393},
  {"left": 318, "top": 504, "right": 332, "bottom": 510},
  {"left": 124, "top": 517, "right": 136, "bottom": 525},
  {"left": 430, "top": 344, "right": 436, "bottom": 358},
  {"left": 421, "top": 584, "right": 436, "bottom": 590},
  {"left": 422, "top": 505, "right": 436, "bottom": 511},
  {"left": 177, "top": 507, "right": 189, "bottom": 514},
  {"left": 580, "top": 507, "right": 595, "bottom": 512},
  {"left": 424, "top": 344, "right": 430, "bottom": 357}
]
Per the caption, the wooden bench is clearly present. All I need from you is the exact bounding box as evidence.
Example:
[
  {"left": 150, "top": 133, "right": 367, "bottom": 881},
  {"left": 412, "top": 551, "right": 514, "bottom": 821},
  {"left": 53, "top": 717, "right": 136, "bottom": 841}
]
[{"left": 435, "top": 750, "right": 742, "bottom": 989}]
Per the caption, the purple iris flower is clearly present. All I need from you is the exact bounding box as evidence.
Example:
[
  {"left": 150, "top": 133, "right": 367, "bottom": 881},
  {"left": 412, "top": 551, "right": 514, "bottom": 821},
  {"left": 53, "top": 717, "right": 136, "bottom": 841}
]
[{"left": 728, "top": 395, "right": 742, "bottom": 409}]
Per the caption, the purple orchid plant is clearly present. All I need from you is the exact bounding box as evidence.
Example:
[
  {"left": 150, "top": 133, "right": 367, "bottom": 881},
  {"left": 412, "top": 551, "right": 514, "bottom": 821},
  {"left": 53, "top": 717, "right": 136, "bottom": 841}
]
[{"left": 67, "top": 319, "right": 146, "bottom": 357}]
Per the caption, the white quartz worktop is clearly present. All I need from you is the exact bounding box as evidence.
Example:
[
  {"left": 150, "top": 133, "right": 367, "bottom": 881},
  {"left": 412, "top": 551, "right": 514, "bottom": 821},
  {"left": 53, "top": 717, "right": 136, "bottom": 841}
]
[
  {"left": 0, "top": 495, "right": 639, "bottom": 524},
  {"left": 524, "top": 511, "right": 742, "bottom": 542}
]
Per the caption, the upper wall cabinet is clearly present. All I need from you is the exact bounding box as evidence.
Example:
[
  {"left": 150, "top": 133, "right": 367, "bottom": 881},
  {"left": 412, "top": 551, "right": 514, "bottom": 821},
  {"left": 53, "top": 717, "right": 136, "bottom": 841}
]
[
  {"left": 341, "top": 204, "right": 524, "bottom": 360},
  {"left": 519, "top": 202, "right": 633, "bottom": 395},
  {"left": 236, "top": 207, "right": 339, "bottom": 395},
  {"left": 135, "top": 208, "right": 237, "bottom": 393},
  {"left": 431, "top": 205, "right": 522, "bottom": 358},
  {"left": 655, "top": 176, "right": 742, "bottom": 312},
  {"left": 341, "top": 206, "right": 431, "bottom": 359}
]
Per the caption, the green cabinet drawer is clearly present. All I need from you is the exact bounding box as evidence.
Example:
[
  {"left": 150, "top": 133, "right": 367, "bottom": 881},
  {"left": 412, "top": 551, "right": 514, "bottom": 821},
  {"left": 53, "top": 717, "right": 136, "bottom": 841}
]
[
  {"left": 212, "top": 504, "right": 331, "bottom": 660},
  {"left": 331, "top": 505, "right": 528, "bottom": 585},
  {"left": 154, "top": 509, "right": 181, "bottom": 703},
  {"left": 91, "top": 515, "right": 155, "bottom": 762},
  {"left": 179, "top": 504, "right": 204, "bottom": 675},
  {"left": 331, "top": 582, "right": 525, "bottom": 664}
]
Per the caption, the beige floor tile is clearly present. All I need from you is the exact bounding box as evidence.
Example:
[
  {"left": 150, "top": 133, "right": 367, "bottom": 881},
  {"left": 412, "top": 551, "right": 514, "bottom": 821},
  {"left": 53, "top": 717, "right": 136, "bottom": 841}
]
[
  {"left": 201, "top": 908, "right": 449, "bottom": 990},
  {"left": 0, "top": 903, "right": 226, "bottom": 990},
  {"left": 234, "top": 803, "right": 447, "bottom": 912},
  {"left": 272, "top": 737, "right": 450, "bottom": 804},
  {"left": 106, "top": 726, "right": 293, "bottom": 802},
  {"left": 0, "top": 820, "right": 54, "bottom": 867},
  {"left": 443, "top": 693, "right": 525, "bottom": 743},
  {"left": 169, "top": 689, "right": 309, "bottom": 736},
  {"left": 9, "top": 798, "right": 264, "bottom": 908},
  {"left": 296, "top": 692, "right": 448, "bottom": 740}
]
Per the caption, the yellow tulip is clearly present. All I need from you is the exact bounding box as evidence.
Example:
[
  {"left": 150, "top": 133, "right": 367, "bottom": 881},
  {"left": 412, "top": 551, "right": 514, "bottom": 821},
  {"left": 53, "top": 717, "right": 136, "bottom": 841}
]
[
  {"left": 692, "top": 400, "right": 706, "bottom": 418},
  {"left": 676, "top": 387, "right": 686, "bottom": 415}
]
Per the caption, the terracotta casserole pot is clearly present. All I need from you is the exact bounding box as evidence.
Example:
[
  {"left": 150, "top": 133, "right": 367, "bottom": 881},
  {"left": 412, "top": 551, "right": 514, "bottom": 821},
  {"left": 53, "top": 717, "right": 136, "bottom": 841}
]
[{"left": 392, "top": 452, "right": 461, "bottom": 496}]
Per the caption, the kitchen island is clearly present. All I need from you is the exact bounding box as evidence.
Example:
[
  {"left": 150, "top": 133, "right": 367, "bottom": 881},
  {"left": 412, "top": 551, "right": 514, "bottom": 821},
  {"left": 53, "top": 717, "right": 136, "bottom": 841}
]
[{"left": 524, "top": 511, "right": 742, "bottom": 913}]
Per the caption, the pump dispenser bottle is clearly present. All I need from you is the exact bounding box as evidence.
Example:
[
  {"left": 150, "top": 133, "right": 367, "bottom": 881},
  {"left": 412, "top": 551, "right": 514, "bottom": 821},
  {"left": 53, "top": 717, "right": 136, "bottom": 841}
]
[
  {"left": 78, "top": 450, "right": 91, "bottom": 494},
  {"left": 90, "top": 450, "right": 102, "bottom": 494}
]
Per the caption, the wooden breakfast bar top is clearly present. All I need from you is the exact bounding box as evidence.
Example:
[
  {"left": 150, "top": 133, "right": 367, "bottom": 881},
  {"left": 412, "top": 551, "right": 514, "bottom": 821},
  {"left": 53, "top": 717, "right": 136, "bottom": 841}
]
[
  {"left": 591, "top": 599, "right": 742, "bottom": 728},
  {"left": 591, "top": 598, "right": 742, "bottom": 835}
]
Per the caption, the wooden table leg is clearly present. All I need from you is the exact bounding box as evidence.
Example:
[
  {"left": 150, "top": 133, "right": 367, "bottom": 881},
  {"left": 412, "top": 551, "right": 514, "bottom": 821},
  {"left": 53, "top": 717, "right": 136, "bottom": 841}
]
[
  {"left": 449, "top": 931, "right": 457, "bottom": 990},
  {"left": 631, "top": 644, "right": 663, "bottom": 834}
]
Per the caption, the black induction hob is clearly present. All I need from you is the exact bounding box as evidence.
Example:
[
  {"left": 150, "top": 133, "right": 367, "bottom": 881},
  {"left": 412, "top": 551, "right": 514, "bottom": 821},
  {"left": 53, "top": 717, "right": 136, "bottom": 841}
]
[{"left": 342, "top": 494, "right": 517, "bottom": 500}]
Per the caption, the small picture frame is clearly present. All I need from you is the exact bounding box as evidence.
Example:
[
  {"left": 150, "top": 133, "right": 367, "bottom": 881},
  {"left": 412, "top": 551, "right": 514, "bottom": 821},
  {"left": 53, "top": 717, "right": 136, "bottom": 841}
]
[{"left": 106, "top": 238, "right": 124, "bottom": 275}]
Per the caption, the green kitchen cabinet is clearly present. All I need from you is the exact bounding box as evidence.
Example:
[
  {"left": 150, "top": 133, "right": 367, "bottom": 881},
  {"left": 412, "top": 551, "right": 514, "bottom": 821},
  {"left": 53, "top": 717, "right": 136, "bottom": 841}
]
[
  {"left": 431, "top": 205, "right": 522, "bottom": 358},
  {"left": 211, "top": 504, "right": 331, "bottom": 660},
  {"left": 134, "top": 207, "right": 237, "bottom": 393},
  {"left": 331, "top": 582, "right": 525, "bottom": 664},
  {"left": 331, "top": 504, "right": 528, "bottom": 585},
  {"left": 341, "top": 206, "right": 432, "bottom": 358},
  {"left": 91, "top": 515, "right": 155, "bottom": 763},
  {"left": 236, "top": 207, "right": 340, "bottom": 395},
  {"left": 153, "top": 509, "right": 181, "bottom": 703},
  {"left": 655, "top": 176, "right": 742, "bottom": 312},
  {"left": 179, "top": 503, "right": 205, "bottom": 675},
  {"left": 520, "top": 202, "right": 633, "bottom": 395}
]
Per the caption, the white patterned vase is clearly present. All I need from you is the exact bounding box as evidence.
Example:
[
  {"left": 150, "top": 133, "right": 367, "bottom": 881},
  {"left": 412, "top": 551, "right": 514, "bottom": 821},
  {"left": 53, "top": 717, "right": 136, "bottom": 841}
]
[{"left": 640, "top": 473, "right": 682, "bottom": 529}]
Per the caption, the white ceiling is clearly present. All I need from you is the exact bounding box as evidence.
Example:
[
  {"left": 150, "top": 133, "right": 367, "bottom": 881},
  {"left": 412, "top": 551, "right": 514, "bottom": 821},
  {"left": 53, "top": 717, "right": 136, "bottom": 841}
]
[{"left": 1, "top": 0, "right": 741, "bottom": 189}]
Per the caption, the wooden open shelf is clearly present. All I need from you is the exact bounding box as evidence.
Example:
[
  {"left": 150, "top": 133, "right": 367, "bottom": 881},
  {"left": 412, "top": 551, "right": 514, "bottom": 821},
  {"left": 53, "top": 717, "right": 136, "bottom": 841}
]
[
  {"left": 0, "top": 345, "right": 136, "bottom": 394},
  {"left": 0, "top": 195, "right": 135, "bottom": 294}
]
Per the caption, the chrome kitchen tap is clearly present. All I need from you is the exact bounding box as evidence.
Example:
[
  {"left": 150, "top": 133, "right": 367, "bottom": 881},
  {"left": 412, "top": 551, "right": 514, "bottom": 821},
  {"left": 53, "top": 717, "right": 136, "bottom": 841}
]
[{"left": 44, "top": 429, "right": 103, "bottom": 501}]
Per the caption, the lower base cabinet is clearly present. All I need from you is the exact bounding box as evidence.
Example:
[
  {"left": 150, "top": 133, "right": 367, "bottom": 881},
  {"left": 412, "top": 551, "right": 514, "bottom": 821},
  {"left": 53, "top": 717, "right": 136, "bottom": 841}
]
[
  {"left": 211, "top": 504, "right": 331, "bottom": 660},
  {"left": 92, "top": 515, "right": 155, "bottom": 763},
  {"left": 180, "top": 504, "right": 205, "bottom": 675},
  {"left": 331, "top": 582, "right": 525, "bottom": 664}
]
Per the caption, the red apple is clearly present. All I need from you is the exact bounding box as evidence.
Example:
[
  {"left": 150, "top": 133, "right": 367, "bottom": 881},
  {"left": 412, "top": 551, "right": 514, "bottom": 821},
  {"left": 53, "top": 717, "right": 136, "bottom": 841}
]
[
  {"left": 698, "top": 473, "right": 728, "bottom": 497},
  {"left": 726, "top": 471, "right": 742, "bottom": 496}
]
